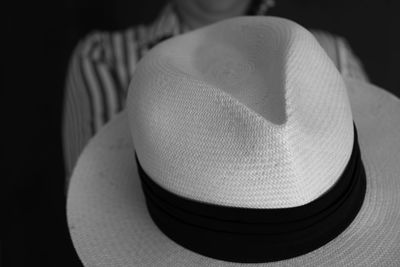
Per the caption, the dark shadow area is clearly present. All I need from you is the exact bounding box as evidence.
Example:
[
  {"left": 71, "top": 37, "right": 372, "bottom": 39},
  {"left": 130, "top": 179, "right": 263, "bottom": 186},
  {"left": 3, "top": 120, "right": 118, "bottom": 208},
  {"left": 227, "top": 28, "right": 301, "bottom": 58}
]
[{"left": 3, "top": 0, "right": 399, "bottom": 266}]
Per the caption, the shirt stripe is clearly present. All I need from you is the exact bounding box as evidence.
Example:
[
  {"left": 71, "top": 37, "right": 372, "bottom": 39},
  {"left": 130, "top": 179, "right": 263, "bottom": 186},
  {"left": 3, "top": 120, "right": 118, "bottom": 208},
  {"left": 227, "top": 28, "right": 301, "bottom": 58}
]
[
  {"left": 97, "top": 63, "right": 119, "bottom": 118},
  {"left": 82, "top": 55, "right": 106, "bottom": 131},
  {"left": 127, "top": 28, "right": 139, "bottom": 78},
  {"left": 119, "top": 32, "right": 130, "bottom": 89}
]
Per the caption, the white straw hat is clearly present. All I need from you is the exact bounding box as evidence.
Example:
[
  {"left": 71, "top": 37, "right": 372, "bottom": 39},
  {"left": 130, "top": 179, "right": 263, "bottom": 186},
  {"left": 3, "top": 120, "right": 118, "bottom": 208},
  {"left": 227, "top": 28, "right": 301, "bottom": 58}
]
[{"left": 67, "top": 16, "right": 400, "bottom": 266}]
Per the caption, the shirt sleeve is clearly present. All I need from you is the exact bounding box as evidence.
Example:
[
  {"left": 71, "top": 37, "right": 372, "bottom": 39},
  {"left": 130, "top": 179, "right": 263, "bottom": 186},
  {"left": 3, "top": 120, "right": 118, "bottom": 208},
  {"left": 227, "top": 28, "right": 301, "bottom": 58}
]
[
  {"left": 62, "top": 31, "right": 129, "bottom": 193},
  {"left": 336, "top": 37, "right": 369, "bottom": 82},
  {"left": 312, "top": 30, "right": 369, "bottom": 82}
]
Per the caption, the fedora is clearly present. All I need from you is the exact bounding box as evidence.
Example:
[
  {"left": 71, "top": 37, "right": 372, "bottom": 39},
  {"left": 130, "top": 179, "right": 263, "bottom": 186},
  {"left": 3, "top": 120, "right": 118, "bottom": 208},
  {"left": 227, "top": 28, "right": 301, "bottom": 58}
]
[{"left": 67, "top": 17, "right": 400, "bottom": 266}]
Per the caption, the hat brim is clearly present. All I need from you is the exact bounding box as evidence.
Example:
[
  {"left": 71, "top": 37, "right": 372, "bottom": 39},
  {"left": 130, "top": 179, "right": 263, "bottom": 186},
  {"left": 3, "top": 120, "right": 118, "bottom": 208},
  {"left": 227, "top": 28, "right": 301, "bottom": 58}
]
[{"left": 67, "top": 78, "right": 400, "bottom": 266}]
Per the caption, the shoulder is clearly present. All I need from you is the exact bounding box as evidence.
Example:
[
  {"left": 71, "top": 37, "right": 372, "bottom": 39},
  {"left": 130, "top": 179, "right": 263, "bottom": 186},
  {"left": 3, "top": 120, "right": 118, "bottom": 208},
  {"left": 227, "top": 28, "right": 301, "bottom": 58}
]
[
  {"left": 310, "top": 29, "right": 350, "bottom": 50},
  {"left": 309, "top": 30, "right": 344, "bottom": 68},
  {"left": 309, "top": 30, "right": 369, "bottom": 81},
  {"left": 310, "top": 30, "right": 343, "bottom": 44},
  {"left": 71, "top": 27, "right": 141, "bottom": 64},
  {"left": 71, "top": 19, "right": 169, "bottom": 67},
  {"left": 71, "top": 3, "right": 180, "bottom": 64}
]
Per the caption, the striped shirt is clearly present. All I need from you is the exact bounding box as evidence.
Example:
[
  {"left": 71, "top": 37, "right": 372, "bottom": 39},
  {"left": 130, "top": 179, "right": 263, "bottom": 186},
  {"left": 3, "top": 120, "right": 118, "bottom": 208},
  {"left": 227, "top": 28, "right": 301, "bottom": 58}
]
[{"left": 62, "top": 3, "right": 369, "bottom": 189}]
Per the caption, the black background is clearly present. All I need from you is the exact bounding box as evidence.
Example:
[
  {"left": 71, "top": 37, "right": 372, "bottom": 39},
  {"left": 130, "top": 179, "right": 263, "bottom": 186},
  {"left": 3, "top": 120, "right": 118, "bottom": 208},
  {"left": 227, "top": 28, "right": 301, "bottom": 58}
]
[{"left": 3, "top": 0, "right": 399, "bottom": 266}]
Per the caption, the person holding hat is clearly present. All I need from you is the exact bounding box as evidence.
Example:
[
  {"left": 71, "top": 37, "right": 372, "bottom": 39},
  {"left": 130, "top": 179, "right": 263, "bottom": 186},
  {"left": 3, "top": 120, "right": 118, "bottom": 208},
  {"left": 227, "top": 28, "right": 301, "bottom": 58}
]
[
  {"left": 65, "top": 5, "right": 400, "bottom": 266},
  {"left": 62, "top": 0, "right": 369, "bottom": 192},
  {"left": 66, "top": 14, "right": 400, "bottom": 266}
]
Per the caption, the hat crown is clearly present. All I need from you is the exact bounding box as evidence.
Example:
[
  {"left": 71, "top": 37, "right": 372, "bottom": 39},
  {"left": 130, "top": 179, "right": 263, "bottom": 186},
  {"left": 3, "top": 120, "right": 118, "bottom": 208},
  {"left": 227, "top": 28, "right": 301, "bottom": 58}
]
[{"left": 127, "top": 16, "right": 354, "bottom": 208}]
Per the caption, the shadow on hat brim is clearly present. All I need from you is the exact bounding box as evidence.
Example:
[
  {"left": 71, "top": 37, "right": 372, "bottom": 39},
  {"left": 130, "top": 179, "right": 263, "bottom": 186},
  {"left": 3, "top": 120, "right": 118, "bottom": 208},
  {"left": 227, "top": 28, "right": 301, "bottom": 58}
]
[{"left": 67, "top": 78, "right": 400, "bottom": 266}]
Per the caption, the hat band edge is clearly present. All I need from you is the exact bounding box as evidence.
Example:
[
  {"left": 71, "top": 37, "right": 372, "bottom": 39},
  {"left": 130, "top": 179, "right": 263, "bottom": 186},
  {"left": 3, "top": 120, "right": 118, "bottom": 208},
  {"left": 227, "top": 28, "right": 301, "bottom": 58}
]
[{"left": 135, "top": 124, "right": 366, "bottom": 263}]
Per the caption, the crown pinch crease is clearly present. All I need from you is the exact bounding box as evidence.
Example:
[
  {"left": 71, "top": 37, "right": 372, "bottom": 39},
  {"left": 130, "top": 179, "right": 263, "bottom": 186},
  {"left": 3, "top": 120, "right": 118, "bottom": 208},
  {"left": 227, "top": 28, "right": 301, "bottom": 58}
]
[{"left": 128, "top": 17, "right": 354, "bottom": 209}]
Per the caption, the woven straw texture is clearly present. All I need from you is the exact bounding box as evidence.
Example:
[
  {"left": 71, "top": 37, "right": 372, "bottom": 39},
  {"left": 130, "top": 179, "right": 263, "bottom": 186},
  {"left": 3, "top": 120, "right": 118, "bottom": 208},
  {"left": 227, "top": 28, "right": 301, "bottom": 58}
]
[
  {"left": 126, "top": 17, "right": 353, "bottom": 208},
  {"left": 67, "top": 17, "right": 400, "bottom": 266}
]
